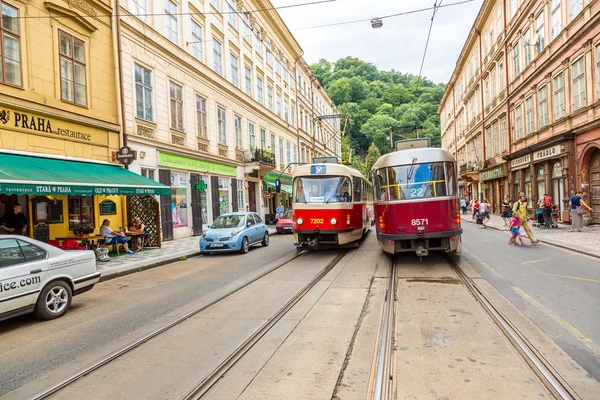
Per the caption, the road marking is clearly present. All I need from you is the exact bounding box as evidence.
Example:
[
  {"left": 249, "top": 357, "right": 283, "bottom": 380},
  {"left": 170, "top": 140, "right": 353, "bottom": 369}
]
[
  {"left": 461, "top": 247, "right": 502, "bottom": 278},
  {"left": 477, "top": 239, "right": 494, "bottom": 243},
  {"left": 521, "top": 258, "right": 550, "bottom": 265},
  {"left": 512, "top": 286, "right": 600, "bottom": 356},
  {"left": 550, "top": 273, "right": 600, "bottom": 283}
]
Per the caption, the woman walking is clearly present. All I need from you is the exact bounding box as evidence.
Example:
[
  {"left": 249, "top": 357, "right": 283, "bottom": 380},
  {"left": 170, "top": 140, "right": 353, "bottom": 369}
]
[
  {"left": 569, "top": 191, "right": 593, "bottom": 232},
  {"left": 472, "top": 199, "right": 480, "bottom": 221},
  {"left": 501, "top": 195, "right": 512, "bottom": 226},
  {"left": 480, "top": 198, "right": 491, "bottom": 227}
]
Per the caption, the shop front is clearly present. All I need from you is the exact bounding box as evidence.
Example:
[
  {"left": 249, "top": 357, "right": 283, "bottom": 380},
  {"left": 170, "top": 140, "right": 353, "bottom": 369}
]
[
  {"left": 0, "top": 152, "right": 169, "bottom": 244},
  {"left": 263, "top": 172, "right": 293, "bottom": 218},
  {"left": 576, "top": 128, "right": 600, "bottom": 224},
  {"left": 155, "top": 151, "right": 244, "bottom": 240},
  {"left": 479, "top": 164, "right": 507, "bottom": 213}
]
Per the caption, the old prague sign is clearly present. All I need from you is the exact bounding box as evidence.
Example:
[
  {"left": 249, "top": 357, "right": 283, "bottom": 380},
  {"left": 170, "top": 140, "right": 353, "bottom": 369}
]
[{"left": 0, "top": 109, "right": 92, "bottom": 141}]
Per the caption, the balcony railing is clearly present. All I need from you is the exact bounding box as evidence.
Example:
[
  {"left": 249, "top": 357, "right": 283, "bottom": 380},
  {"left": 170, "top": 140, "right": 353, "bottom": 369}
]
[
  {"left": 459, "top": 163, "right": 468, "bottom": 174},
  {"left": 245, "top": 148, "right": 276, "bottom": 167}
]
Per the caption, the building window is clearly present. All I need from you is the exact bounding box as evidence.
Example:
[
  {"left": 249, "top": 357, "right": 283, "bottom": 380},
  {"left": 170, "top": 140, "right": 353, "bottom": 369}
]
[
  {"left": 135, "top": 64, "right": 153, "bottom": 121},
  {"left": 490, "top": 71, "right": 496, "bottom": 99},
  {"left": 237, "top": 179, "right": 244, "bottom": 211},
  {"left": 510, "top": 0, "right": 518, "bottom": 18},
  {"left": 218, "top": 178, "right": 230, "bottom": 216},
  {"left": 286, "top": 141, "right": 291, "bottom": 164},
  {"left": 254, "top": 28, "right": 262, "bottom": 56},
  {"left": 489, "top": 23, "right": 494, "bottom": 50},
  {"left": 191, "top": 21, "right": 203, "bottom": 61},
  {"left": 536, "top": 12, "right": 545, "bottom": 55},
  {"left": 538, "top": 85, "right": 548, "bottom": 128},
  {"left": 284, "top": 99, "right": 289, "bottom": 122},
  {"left": 597, "top": 45, "right": 600, "bottom": 100},
  {"left": 1, "top": 2, "right": 20, "bottom": 86},
  {"left": 484, "top": 80, "right": 489, "bottom": 107},
  {"left": 498, "top": 62, "right": 504, "bottom": 91},
  {"left": 244, "top": 66, "right": 252, "bottom": 97},
  {"left": 213, "top": 40, "right": 223, "bottom": 76},
  {"left": 553, "top": 72, "right": 565, "bottom": 119},
  {"left": 265, "top": 41, "right": 272, "bottom": 65},
  {"left": 68, "top": 196, "right": 94, "bottom": 231},
  {"left": 274, "top": 52, "right": 281, "bottom": 75},
  {"left": 572, "top": 57, "right": 586, "bottom": 111},
  {"left": 512, "top": 42, "right": 520, "bottom": 78},
  {"left": 248, "top": 123, "right": 255, "bottom": 147},
  {"left": 210, "top": 0, "right": 220, "bottom": 11},
  {"left": 257, "top": 77, "right": 263, "bottom": 104},
  {"left": 501, "top": 120, "right": 507, "bottom": 152},
  {"left": 141, "top": 168, "right": 155, "bottom": 180},
  {"left": 282, "top": 63, "right": 288, "bottom": 84},
  {"left": 525, "top": 96, "right": 534, "bottom": 135},
  {"left": 59, "top": 31, "right": 86, "bottom": 106},
  {"left": 129, "top": 0, "right": 147, "bottom": 22},
  {"left": 260, "top": 128, "right": 266, "bottom": 149},
  {"left": 267, "top": 85, "right": 273, "bottom": 111},
  {"left": 551, "top": 0, "right": 562, "bottom": 40},
  {"left": 525, "top": 168, "right": 533, "bottom": 208},
  {"left": 230, "top": 54, "right": 239, "bottom": 87},
  {"left": 515, "top": 104, "right": 523, "bottom": 140},
  {"left": 234, "top": 115, "right": 242, "bottom": 150},
  {"left": 242, "top": 12, "right": 250, "bottom": 42},
  {"left": 218, "top": 106, "right": 227, "bottom": 145},
  {"left": 226, "top": 0, "right": 236, "bottom": 27},
  {"left": 171, "top": 173, "right": 188, "bottom": 227},
  {"left": 293, "top": 145, "right": 297, "bottom": 163},
  {"left": 493, "top": 126, "right": 499, "bottom": 157},
  {"left": 523, "top": 29, "right": 531, "bottom": 67},
  {"left": 496, "top": 7, "right": 503, "bottom": 35},
  {"left": 290, "top": 104, "right": 295, "bottom": 126},
  {"left": 196, "top": 95, "right": 207, "bottom": 139},
  {"left": 164, "top": 0, "right": 178, "bottom": 44},
  {"left": 570, "top": 0, "right": 582, "bottom": 20},
  {"left": 276, "top": 93, "right": 281, "bottom": 117},
  {"left": 169, "top": 81, "right": 183, "bottom": 131},
  {"left": 279, "top": 138, "right": 284, "bottom": 164}
]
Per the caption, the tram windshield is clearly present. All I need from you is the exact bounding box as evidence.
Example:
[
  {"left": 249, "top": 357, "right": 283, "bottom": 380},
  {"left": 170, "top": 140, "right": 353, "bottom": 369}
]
[
  {"left": 374, "top": 162, "right": 456, "bottom": 201},
  {"left": 293, "top": 176, "right": 352, "bottom": 203}
]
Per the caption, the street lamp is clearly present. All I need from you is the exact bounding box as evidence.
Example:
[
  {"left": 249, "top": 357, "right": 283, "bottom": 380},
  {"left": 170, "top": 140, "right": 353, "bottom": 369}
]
[{"left": 371, "top": 18, "right": 383, "bottom": 29}]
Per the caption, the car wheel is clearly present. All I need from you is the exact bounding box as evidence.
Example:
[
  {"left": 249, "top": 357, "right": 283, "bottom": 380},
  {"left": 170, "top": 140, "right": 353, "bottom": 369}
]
[
  {"left": 34, "top": 281, "right": 72, "bottom": 320},
  {"left": 262, "top": 232, "right": 270, "bottom": 247},
  {"left": 240, "top": 237, "right": 249, "bottom": 254}
]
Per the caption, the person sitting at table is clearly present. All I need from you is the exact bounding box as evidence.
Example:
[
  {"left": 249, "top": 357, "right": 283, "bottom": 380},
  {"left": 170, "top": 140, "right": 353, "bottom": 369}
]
[
  {"left": 128, "top": 217, "right": 146, "bottom": 251},
  {"left": 100, "top": 219, "right": 134, "bottom": 255}
]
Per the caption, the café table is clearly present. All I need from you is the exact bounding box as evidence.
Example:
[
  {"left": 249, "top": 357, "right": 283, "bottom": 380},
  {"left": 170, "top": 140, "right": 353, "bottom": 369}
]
[
  {"left": 54, "top": 235, "right": 104, "bottom": 250},
  {"left": 124, "top": 231, "right": 146, "bottom": 251}
]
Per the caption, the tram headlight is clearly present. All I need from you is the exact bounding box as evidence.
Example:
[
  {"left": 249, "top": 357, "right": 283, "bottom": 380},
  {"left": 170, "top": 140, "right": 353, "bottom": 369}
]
[
  {"left": 330, "top": 218, "right": 337, "bottom": 225},
  {"left": 296, "top": 218, "right": 304, "bottom": 225}
]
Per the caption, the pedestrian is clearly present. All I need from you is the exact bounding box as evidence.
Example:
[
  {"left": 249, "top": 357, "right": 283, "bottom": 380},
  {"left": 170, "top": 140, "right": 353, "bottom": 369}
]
[
  {"left": 569, "top": 191, "right": 592, "bottom": 232},
  {"left": 508, "top": 215, "right": 526, "bottom": 246},
  {"left": 128, "top": 217, "right": 146, "bottom": 251},
  {"left": 460, "top": 197, "right": 467, "bottom": 215},
  {"left": 276, "top": 201, "right": 285, "bottom": 220},
  {"left": 539, "top": 193, "right": 553, "bottom": 229},
  {"left": 512, "top": 194, "right": 538, "bottom": 243},
  {"left": 551, "top": 205, "right": 559, "bottom": 228},
  {"left": 471, "top": 199, "right": 480, "bottom": 221},
  {"left": 480, "top": 198, "right": 491, "bottom": 227},
  {"left": 0, "top": 204, "right": 28, "bottom": 235},
  {"left": 501, "top": 195, "right": 512, "bottom": 226}
]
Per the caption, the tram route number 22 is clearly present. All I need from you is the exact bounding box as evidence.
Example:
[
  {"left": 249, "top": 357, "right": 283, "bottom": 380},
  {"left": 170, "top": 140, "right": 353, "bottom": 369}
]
[{"left": 411, "top": 219, "right": 429, "bottom": 226}]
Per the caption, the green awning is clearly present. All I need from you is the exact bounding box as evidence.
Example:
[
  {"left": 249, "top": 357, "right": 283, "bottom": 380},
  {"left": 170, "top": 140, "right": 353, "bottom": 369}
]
[
  {"left": 0, "top": 153, "right": 170, "bottom": 196},
  {"left": 264, "top": 180, "right": 292, "bottom": 195}
]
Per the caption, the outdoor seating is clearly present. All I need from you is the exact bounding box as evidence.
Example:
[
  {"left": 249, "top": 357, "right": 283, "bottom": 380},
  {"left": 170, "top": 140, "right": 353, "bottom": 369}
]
[
  {"left": 46, "top": 240, "right": 60, "bottom": 248},
  {"left": 61, "top": 239, "right": 86, "bottom": 251}
]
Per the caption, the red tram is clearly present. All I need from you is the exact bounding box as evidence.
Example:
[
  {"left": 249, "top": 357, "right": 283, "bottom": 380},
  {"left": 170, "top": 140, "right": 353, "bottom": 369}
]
[
  {"left": 371, "top": 140, "right": 462, "bottom": 256},
  {"left": 292, "top": 159, "right": 373, "bottom": 249}
]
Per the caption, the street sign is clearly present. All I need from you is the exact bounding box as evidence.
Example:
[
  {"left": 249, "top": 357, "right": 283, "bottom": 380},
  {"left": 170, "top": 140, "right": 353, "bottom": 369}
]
[
  {"left": 116, "top": 146, "right": 137, "bottom": 166},
  {"left": 264, "top": 193, "right": 272, "bottom": 199}
]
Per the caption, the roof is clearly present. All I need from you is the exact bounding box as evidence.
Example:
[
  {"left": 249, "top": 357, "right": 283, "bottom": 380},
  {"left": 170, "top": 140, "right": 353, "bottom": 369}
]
[
  {"left": 292, "top": 163, "right": 366, "bottom": 180},
  {"left": 371, "top": 148, "right": 456, "bottom": 172}
]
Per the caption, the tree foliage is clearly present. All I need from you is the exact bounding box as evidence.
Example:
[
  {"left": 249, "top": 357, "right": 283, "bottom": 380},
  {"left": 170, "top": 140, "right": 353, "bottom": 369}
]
[
  {"left": 311, "top": 57, "right": 445, "bottom": 162},
  {"left": 365, "top": 143, "right": 382, "bottom": 176}
]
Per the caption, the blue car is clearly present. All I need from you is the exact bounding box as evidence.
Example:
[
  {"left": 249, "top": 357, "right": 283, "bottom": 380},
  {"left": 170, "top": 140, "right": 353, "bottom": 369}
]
[{"left": 200, "top": 212, "right": 269, "bottom": 254}]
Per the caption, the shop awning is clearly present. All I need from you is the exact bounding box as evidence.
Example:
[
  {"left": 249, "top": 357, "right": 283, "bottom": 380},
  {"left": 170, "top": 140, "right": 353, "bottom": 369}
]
[
  {"left": 0, "top": 153, "right": 170, "bottom": 196},
  {"left": 264, "top": 180, "right": 292, "bottom": 195}
]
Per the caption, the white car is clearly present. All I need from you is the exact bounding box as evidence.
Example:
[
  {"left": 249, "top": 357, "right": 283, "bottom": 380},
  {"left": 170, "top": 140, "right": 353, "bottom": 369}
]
[{"left": 0, "top": 235, "right": 100, "bottom": 322}]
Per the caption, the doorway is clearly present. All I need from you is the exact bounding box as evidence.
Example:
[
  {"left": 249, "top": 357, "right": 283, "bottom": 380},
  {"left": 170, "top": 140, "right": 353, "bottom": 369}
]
[
  {"left": 590, "top": 151, "right": 600, "bottom": 224},
  {"left": 248, "top": 182, "right": 256, "bottom": 212}
]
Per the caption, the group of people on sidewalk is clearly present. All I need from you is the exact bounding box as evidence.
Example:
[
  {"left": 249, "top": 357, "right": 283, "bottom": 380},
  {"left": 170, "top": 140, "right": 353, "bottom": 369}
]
[{"left": 460, "top": 191, "right": 594, "bottom": 247}]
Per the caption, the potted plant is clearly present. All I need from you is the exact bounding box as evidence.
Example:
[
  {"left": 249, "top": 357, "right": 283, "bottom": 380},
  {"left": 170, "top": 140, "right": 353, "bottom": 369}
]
[{"left": 74, "top": 221, "right": 95, "bottom": 235}]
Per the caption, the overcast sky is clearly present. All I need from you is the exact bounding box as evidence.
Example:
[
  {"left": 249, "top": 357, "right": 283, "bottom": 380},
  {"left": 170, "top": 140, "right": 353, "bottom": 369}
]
[{"left": 270, "top": 0, "right": 484, "bottom": 84}]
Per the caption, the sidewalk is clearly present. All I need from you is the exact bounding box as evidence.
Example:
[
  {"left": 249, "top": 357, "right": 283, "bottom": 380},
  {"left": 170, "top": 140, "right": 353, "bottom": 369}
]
[
  {"left": 96, "top": 227, "right": 278, "bottom": 281},
  {"left": 463, "top": 214, "right": 600, "bottom": 259}
]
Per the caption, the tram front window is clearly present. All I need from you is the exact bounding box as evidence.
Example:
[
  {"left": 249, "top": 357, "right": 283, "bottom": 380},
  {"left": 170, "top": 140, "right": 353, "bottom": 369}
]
[
  {"left": 377, "top": 162, "right": 448, "bottom": 200},
  {"left": 293, "top": 176, "right": 352, "bottom": 203}
]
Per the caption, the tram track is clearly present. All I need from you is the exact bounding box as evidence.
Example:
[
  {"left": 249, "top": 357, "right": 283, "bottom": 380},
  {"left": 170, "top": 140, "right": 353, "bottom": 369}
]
[
  {"left": 29, "top": 250, "right": 311, "bottom": 400},
  {"left": 443, "top": 254, "right": 581, "bottom": 400}
]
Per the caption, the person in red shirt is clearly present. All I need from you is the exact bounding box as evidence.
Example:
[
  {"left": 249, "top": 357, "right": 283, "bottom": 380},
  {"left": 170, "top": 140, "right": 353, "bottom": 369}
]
[{"left": 471, "top": 199, "right": 480, "bottom": 221}]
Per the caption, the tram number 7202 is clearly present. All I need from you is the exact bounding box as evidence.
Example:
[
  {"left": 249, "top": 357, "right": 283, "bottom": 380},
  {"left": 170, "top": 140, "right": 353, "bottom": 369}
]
[{"left": 411, "top": 218, "right": 429, "bottom": 226}]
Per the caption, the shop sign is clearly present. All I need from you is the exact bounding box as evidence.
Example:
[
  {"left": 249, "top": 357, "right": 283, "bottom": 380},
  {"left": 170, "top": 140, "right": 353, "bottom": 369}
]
[
  {"left": 264, "top": 193, "right": 272, "bottom": 199},
  {"left": 481, "top": 183, "right": 490, "bottom": 190},
  {"left": 195, "top": 180, "right": 207, "bottom": 193},
  {"left": 0, "top": 183, "right": 167, "bottom": 196},
  {"left": 510, "top": 154, "right": 531, "bottom": 168},
  {"left": 480, "top": 165, "right": 506, "bottom": 182},
  {"left": 533, "top": 145, "right": 561, "bottom": 162},
  {"left": 100, "top": 200, "right": 117, "bottom": 215},
  {"left": 158, "top": 152, "right": 236, "bottom": 176},
  {"left": 0, "top": 107, "right": 95, "bottom": 142},
  {"left": 264, "top": 172, "right": 292, "bottom": 185},
  {"left": 116, "top": 146, "right": 137, "bottom": 166}
]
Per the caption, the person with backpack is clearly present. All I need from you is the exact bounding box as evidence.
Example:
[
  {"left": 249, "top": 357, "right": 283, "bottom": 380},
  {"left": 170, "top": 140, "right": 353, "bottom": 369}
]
[
  {"left": 512, "top": 194, "right": 538, "bottom": 244},
  {"left": 539, "top": 193, "right": 553, "bottom": 229}
]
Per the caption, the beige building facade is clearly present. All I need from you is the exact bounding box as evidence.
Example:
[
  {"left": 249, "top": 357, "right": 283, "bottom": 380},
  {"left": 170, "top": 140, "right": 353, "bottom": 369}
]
[
  {"left": 440, "top": 0, "right": 600, "bottom": 223},
  {"left": 119, "top": 0, "right": 340, "bottom": 239}
]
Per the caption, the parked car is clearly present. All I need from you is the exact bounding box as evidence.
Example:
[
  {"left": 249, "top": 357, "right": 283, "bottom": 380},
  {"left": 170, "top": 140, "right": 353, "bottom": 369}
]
[
  {"left": 275, "top": 210, "right": 294, "bottom": 234},
  {"left": 0, "top": 235, "right": 100, "bottom": 322},
  {"left": 199, "top": 212, "right": 269, "bottom": 254}
]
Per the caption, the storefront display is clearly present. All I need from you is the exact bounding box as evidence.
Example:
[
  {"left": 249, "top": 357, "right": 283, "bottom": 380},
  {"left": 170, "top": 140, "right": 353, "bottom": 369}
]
[
  {"left": 218, "top": 178, "right": 231, "bottom": 216},
  {"left": 171, "top": 173, "right": 188, "bottom": 228}
]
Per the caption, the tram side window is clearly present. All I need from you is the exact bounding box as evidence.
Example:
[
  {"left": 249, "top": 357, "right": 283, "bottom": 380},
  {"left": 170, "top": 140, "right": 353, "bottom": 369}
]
[
  {"left": 374, "top": 169, "right": 389, "bottom": 201},
  {"left": 353, "top": 177, "right": 362, "bottom": 202},
  {"left": 446, "top": 162, "right": 456, "bottom": 196}
]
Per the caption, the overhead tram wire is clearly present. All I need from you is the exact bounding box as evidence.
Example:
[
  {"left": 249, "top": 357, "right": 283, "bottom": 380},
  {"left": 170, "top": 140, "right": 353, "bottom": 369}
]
[
  {"left": 415, "top": 0, "right": 443, "bottom": 90},
  {"left": 292, "top": 0, "right": 474, "bottom": 31}
]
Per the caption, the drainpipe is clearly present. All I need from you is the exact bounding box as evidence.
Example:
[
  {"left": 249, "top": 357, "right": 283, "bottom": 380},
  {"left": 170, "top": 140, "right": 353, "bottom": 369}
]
[{"left": 115, "top": 0, "right": 128, "bottom": 150}]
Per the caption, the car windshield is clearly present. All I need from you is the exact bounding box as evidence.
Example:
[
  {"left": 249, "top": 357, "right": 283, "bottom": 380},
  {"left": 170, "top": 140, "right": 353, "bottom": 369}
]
[
  {"left": 282, "top": 211, "right": 293, "bottom": 219},
  {"left": 293, "top": 176, "right": 352, "bottom": 203},
  {"left": 211, "top": 215, "right": 245, "bottom": 229}
]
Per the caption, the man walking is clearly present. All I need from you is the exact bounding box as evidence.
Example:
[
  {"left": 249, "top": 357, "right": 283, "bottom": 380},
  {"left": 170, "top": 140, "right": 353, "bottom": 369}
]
[
  {"left": 539, "top": 193, "right": 553, "bottom": 229},
  {"left": 512, "top": 194, "right": 538, "bottom": 244},
  {"left": 0, "top": 204, "right": 27, "bottom": 235}
]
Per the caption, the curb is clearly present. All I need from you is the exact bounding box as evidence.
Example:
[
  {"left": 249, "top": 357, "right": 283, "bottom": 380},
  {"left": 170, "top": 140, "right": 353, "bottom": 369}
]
[
  {"left": 98, "top": 251, "right": 202, "bottom": 282},
  {"left": 464, "top": 219, "right": 600, "bottom": 260}
]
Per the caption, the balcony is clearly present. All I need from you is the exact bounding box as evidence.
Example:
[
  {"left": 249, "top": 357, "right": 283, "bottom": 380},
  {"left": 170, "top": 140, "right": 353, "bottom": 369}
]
[
  {"left": 244, "top": 148, "right": 276, "bottom": 175},
  {"left": 460, "top": 163, "right": 468, "bottom": 174}
]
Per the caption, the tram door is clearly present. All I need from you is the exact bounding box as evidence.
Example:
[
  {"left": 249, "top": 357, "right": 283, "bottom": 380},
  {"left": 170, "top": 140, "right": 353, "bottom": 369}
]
[{"left": 590, "top": 151, "right": 600, "bottom": 224}]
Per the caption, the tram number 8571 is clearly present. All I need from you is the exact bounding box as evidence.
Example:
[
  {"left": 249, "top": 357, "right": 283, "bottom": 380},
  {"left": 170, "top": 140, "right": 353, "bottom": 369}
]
[{"left": 411, "top": 218, "right": 429, "bottom": 226}]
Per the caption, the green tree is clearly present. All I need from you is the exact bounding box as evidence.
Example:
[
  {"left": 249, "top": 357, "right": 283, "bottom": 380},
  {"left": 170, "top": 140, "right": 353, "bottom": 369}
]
[
  {"left": 352, "top": 156, "right": 367, "bottom": 177},
  {"left": 360, "top": 114, "right": 397, "bottom": 153},
  {"left": 311, "top": 59, "right": 333, "bottom": 87},
  {"left": 365, "top": 143, "right": 382, "bottom": 176}
]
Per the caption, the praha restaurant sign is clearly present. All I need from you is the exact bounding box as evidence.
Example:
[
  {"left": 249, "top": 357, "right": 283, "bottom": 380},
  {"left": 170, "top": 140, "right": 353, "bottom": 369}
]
[{"left": 0, "top": 108, "right": 92, "bottom": 141}]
